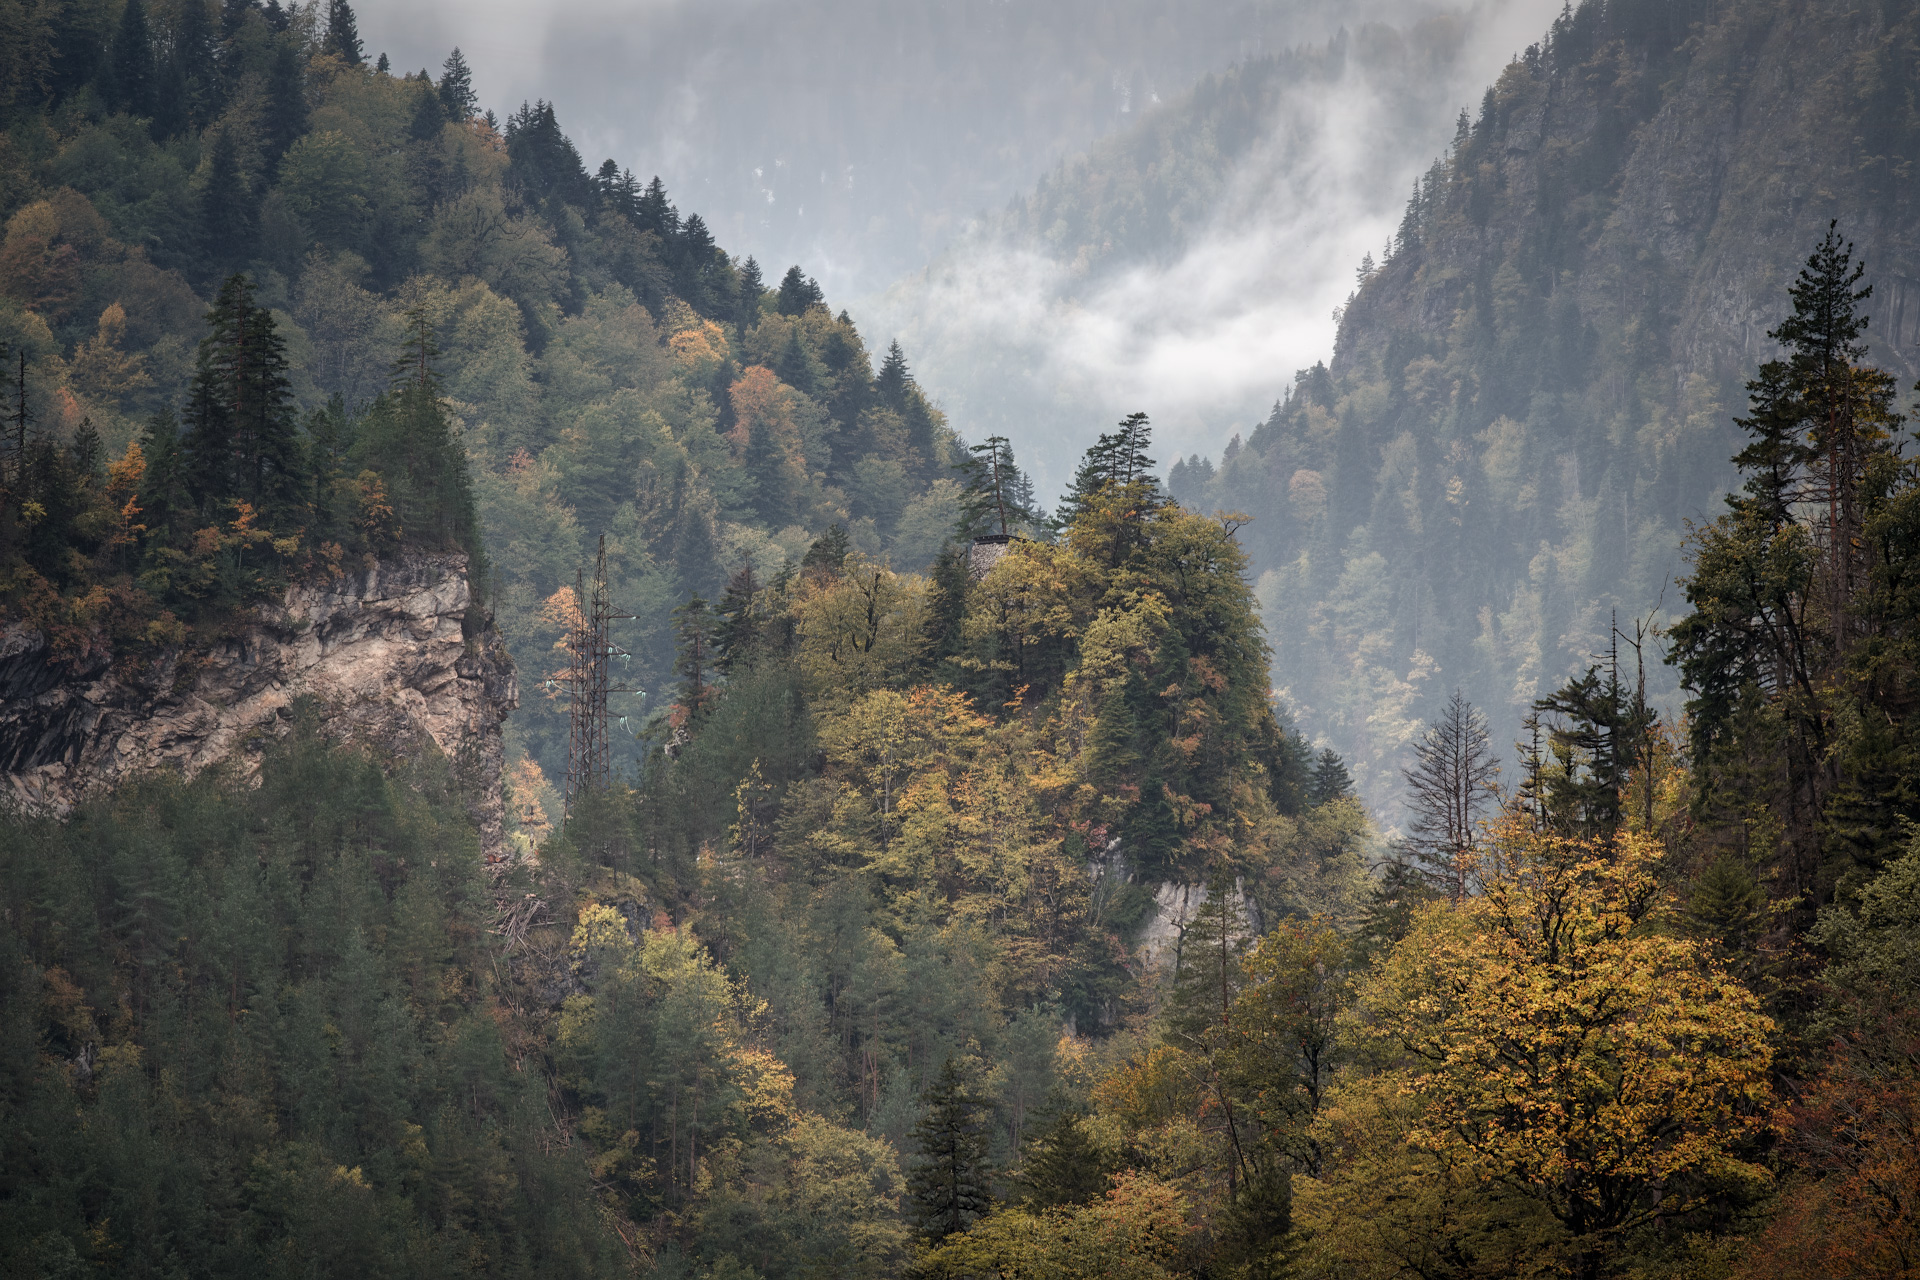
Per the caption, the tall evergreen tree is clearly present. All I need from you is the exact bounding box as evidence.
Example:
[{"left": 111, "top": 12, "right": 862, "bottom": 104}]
[
  {"left": 1309, "top": 749, "right": 1352, "bottom": 806},
  {"left": 635, "top": 176, "right": 677, "bottom": 239},
  {"left": 875, "top": 340, "right": 911, "bottom": 411},
  {"left": 103, "top": 0, "right": 155, "bottom": 117},
  {"left": 955, "top": 436, "right": 1035, "bottom": 539},
  {"left": 775, "top": 265, "right": 824, "bottom": 315},
  {"left": 321, "top": 0, "right": 361, "bottom": 65},
  {"left": 907, "top": 1058, "right": 994, "bottom": 1242},
  {"left": 196, "top": 128, "right": 256, "bottom": 282},
  {"left": 438, "top": 46, "right": 475, "bottom": 118},
  {"left": 182, "top": 274, "right": 303, "bottom": 528},
  {"left": 261, "top": 38, "right": 305, "bottom": 169},
  {"left": 734, "top": 256, "right": 765, "bottom": 327}
]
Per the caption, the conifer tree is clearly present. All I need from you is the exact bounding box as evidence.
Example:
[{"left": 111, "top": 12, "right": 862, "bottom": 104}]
[
  {"left": 164, "top": 0, "right": 221, "bottom": 135},
  {"left": 875, "top": 340, "right": 911, "bottom": 411},
  {"left": 322, "top": 0, "right": 362, "bottom": 65},
  {"left": 438, "top": 46, "right": 475, "bottom": 118},
  {"left": 104, "top": 0, "right": 155, "bottom": 118},
  {"left": 636, "top": 176, "right": 677, "bottom": 239},
  {"left": 1403, "top": 690, "right": 1498, "bottom": 901},
  {"left": 773, "top": 327, "right": 817, "bottom": 397},
  {"left": 908, "top": 1058, "right": 994, "bottom": 1242},
  {"left": 182, "top": 274, "right": 303, "bottom": 529},
  {"left": 734, "top": 256, "right": 765, "bottom": 327},
  {"left": 955, "top": 435, "right": 1034, "bottom": 539},
  {"left": 196, "top": 127, "right": 255, "bottom": 278},
  {"left": 672, "top": 595, "right": 719, "bottom": 728},
  {"left": 261, "top": 38, "right": 304, "bottom": 167},
  {"left": 1309, "top": 749, "right": 1352, "bottom": 806},
  {"left": 775, "top": 265, "right": 824, "bottom": 315}
]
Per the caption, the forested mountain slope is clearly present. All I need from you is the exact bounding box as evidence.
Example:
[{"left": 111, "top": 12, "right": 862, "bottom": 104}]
[
  {"left": 0, "top": 0, "right": 965, "bottom": 787},
  {"left": 1171, "top": 0, "right": 1920, "bottom": 807}
]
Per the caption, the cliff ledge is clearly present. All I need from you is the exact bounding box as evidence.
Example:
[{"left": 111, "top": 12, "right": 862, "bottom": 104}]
[{"left": 0, "top": 552, "right": 517, "bottom": 853}]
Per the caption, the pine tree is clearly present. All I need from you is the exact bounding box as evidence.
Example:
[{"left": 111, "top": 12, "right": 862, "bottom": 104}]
[
  {"left": 438, "top": 46, "right": 475, "bottom": 118},
  {"left": 1403, "top": 690, "right": 1499, "bottom": 901},
  {"left": 713, "top": 563, "right": 765, "bottom": 675},
  {"left": 734, "top": 256, "right": 765, "bottom": 327},
  {"left": 907, "top": 1058, "right": 994, "bottom": 1242},
  {"left": 773, "top": 327, "right": 816, "bottom": 397},
  {"left": 322, "top": 0, "right": 362, "bottom": 65},
  {"left": 104, "top": 0, "right": 155, "bottom": 118},
  {"left": 408, "top": 76, "right": 445, "bottom": 141},
  {"left": 955, "top": 436, "right": 1034, "bottom": 539},
  {"left": 1308, "top": 749, "right": 1352, "bottom": 807},
  {"left": 775, "top": 265, "right": 824, "bottom": 316},
  {"left": 636, "top": 176, "right": 677, "bottom": 239},
  {"left": 196, "top": 127, "right": 256, "bottom": 279},
  {"left": 161, "top": 0, "right": 221, "bottom": 137},
  {"left": 1013, "top": 1102, "right": 1113, "bottom": 1208},
  {"left": 182, "top": 274, "right": 303, "bottom": 529},
  {"left": 875, "top": 340, "right": 911, "bottom": 411},
  {"left": 261, "top": 38, "right": 304, "bottom": 168},
  {"left": 671, "top": 595, "right": 718, "bottom": 727}
]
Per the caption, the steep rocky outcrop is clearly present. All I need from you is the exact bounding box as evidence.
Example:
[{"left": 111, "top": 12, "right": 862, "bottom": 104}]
[{"left": 0, "top": 553, "right": 517, "bottom": 853}]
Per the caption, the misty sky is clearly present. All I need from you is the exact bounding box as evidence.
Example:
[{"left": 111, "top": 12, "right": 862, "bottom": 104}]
[{"left": 361, "top": 0, "right": 1566, "bottom": 493}]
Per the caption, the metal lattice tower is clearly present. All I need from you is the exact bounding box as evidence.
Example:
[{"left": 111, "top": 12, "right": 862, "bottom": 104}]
[{"left": 563, "top": 535, "right": 635, "bottom": 819}]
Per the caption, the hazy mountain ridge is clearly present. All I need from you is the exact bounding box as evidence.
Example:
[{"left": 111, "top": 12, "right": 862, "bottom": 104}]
[{"left": 1170, "top": 0, "right": 1920, "bottom": 814}]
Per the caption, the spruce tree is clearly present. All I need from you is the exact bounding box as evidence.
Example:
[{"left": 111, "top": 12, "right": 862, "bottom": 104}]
[
  {"left": 1308, "top": 749, "right": 1352, "bottom": 806},
  {"left": 671, "top": 596, "right": 719, "bottom": 727},
  {"left": 322, "top": 0, "right": 362, "bottom": 65},
  {"left": 104, "top": 0, "right": 155, "bottom": 118},
  {"left": 182, "top": 274, "right": 304, "bottom": 529},
  {"left": 773, "top": 327, "right": 816, "bottom": 397},
  {"left": 907, "top": 1058, "right": 994, "bottom": 1242},
  {"left": 196, "top": 127, "right": 256, "bottom": 279},
  {"left": 775, "top": 265, "right": 824, "bottom": 316},
  {"left": 875, "top": 340, "right": 911, "bottom": 411},
  {"left": 636, "top": 176, "right": 677, "bottom": 239},
  {"left": 734, "top": 256, "right": 765, "bottom": 327},
  {"left": 955, "top": 435, "right": 1033, "bottom": 539},
  {"left": 438, "top": 46, "right": 476, "bottom": 119},
  {"left": 262, "top": 38, "right": 305, "bottom": 169}
]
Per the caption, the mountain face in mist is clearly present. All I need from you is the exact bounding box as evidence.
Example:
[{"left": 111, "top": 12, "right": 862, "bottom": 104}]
[
  {"left": 865, "top": 2, "right": 1561, "bottom": 497},
  {"left": 1169, "top": 0, "right": 1920, "bottom": 808},
  {"left": 379, "top": 0, "right": 1413, "bottom": 297}
]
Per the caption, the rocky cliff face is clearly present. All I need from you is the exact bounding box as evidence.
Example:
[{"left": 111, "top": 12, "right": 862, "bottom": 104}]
[{"left": 0, "top": 553, "right": 517, "bottom": 853}]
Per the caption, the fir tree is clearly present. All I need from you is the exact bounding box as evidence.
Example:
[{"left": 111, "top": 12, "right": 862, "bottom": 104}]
[
  {"left": 734, "top": 256, "right": 765, "bottom": 327},
  {"left": 322, "top": 0, "right": 362, "bottom": 65},
  {"left": 261, "top": 38, "right": 305, "bottom": 167},
  {"left": 104, "top": 0, "right": 155, "bottom": 118},
  {"left": 182, "top": 274, "right": 304, "bottom": 528},
  {"left": 438, "top": 46, "right": 476, "bottom": 119},
  {"left": 875, "top": 340, "right": 911, "bottom": 411},
  {"left": 1309, "top": 749, "right": 1352, "bottom": 806},
  {"left": 196, "top": 127, "right": 256, "bottom": 278},
  {"left": 1013, "top": 1101, "right": 1114, "bottom": 1209},
  {"left": 773, "top": 327, "right": 817, "bottom": 397},
  {"left": 636, "top": 176, "right": 677, "bottom": 239},
  {"left": 671, "top": 595, "right": 719, "bottom": 727},
  {"left": 907, "top": 1058, "right": 994, "bottom": 1242},
  {"left": 775, "top": 265, "right": 824, "bottom": 316},
  {"left": 714, "top": 563, "right": 765, "bottom": 675}
]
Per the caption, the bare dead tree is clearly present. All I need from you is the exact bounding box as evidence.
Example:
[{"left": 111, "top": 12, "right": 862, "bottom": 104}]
[{"left": 1403, "top": 689, "right": 1499, "bottom": 902}]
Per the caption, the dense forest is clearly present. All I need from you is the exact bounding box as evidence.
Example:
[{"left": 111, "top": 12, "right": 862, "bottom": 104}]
[
  {"left": 1167, "top": 0, "right": 1920, "bottom": 807},
  {"left": 9, "top": 0, "right": 1920, "bottom": 1278},
  {"left": 0, "top": 0, "right": 962, "bottom": 787}
]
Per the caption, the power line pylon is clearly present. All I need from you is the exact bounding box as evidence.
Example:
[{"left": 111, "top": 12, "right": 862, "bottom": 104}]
[{"left": 562, "top": 534, "right": 636, "bottom": 820}]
